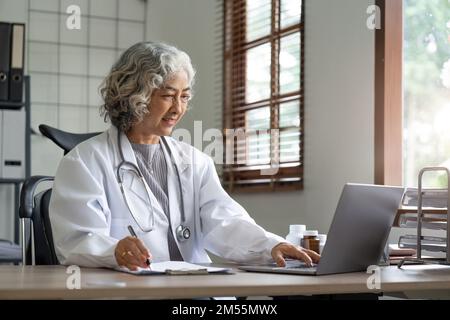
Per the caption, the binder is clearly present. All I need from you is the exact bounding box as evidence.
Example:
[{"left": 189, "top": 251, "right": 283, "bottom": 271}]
[
  {"left": 9, "top": 23, "right": 25, "bottom": 102},
  {"left": 1, "top": 108, "right": 25, "bottom": 179},
  {"left": 0, "top": 22, "right": 12, "bottom": 101},
  {"left": 0, "top": 110, "right": 3, "bottom": 178}
]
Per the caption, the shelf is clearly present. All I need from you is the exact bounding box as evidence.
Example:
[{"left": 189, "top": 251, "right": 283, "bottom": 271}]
[
  {"left": 397, "top": 216, "right": 447, "bottom": 230},
  {"left": 399, "top": 235, "right": 447, "bottom": 253},
  {"left": 0, "top": 101, "right": 25, "bottom": 110},
  {"left": 394, "top": 207, "right": 448, "bottom": 227},
  {"left": 0, "top": 179, "right": 24, "bottom": 184},
  {"left": 397, "top": 206, "right": 448, "bottom": 214}
]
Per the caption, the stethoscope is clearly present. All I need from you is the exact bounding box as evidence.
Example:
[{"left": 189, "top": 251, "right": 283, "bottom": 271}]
[{"left": 116, "top": 130, "right": 191, "bottom": 242}]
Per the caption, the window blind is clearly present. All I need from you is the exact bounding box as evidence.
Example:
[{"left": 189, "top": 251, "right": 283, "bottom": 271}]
[{"left": 223, "top": 0, "right": 304, "bottom": 192}]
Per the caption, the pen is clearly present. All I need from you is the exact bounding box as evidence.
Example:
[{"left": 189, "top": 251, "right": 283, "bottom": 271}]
[{"left": 127, "top": 225, "right": 151, "bottom": 267}]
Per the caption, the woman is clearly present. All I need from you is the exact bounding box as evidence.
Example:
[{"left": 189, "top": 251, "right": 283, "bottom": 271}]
[{"left": 49, "top": 41, "right": 320, "bottom": 270}]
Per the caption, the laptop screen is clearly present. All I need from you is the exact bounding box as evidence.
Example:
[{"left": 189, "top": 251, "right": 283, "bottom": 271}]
[{"left": 316, "top": 183, "right": 404, "bottom": 275}]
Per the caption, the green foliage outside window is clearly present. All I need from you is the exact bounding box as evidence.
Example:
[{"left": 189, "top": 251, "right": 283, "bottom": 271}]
[{"left": 404, "top": 0, "right": 450, "bottom": 187}]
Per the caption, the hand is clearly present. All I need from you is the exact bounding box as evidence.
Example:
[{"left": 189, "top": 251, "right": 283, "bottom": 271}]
[
  {"left": 271, "top": 242, "right": 320, "bottom": 267},
  {"left": 115, "top": 236, "right": 152, "bottom": 270}
]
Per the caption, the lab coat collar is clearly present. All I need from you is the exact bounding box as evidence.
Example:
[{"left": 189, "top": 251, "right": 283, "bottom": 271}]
[
  {"left": 160, "top": 136, "right": 190, "bottom": 174},
  {"left": 107, "top": 125, "right": 190, "bottom": 174},
  {"left": 110, "top": 125, "right": 137, "bottom": 166}
]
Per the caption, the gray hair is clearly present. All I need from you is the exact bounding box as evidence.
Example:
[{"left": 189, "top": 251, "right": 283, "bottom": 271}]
[{"left": 100, "top": 41, "right": 196, "bottom": 132}]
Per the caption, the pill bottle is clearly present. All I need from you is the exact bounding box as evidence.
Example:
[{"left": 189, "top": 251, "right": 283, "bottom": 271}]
[
  {"left": 317, "top": 234, "right": 327, "bottom": 254},
  {"left": 285, "top": 224, "right": 306, "bottom": 246},
  {"left": 302, "top": 230, "right": 320, "bottom": 254}
]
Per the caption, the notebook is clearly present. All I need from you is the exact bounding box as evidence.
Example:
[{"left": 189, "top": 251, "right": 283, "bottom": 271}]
[{"left": 115, "top": 261, "right": 233, "bottom": 275}]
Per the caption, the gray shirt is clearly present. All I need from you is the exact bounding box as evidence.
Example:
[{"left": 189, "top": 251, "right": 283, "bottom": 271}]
[{"left": 131, "top": 142, "right": 183, "bottom": 261}]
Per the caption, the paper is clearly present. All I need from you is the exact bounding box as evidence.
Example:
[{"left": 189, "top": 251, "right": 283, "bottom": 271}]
[
  {"left": 388, "top": 244, "right": 416, "bottom": 257},
  {"left": 115, "top": 261, "right": 232, "bottom": 275},
  {"left": 398, "top": 214, "right": 447, "bottom": 230},
  {"left": 402, "top": 188, "right": 449, "bottom": 208},
  {"left": 398, "top": 235, "right": 447, "bottom": 253}
]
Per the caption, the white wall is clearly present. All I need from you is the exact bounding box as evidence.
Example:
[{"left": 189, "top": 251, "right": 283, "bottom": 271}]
[
  {"left": 0, "top": 0, "right": 145, "bottom": 241},
  {"left": 146, "top": 0, "right": 376, "bottom": 237},
  {"left": 146, "top": 0, "right": 222, "bottom": 140},
  {"left": 234, "top": 0, "right": 375, "bottom": 237},
  {"left": 0, "top": 0, "right": 376, "bottom": 244}
]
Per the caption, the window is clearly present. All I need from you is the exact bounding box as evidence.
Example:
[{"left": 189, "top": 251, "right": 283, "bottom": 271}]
[
  {"left": 403, "top": 0, "right": 450, "bottom": 187},
  {"left": 374, "top": 0, "right": 403, "bottom": 186},
  {"left": 223, "top": 0, "right": 304, "bottom": 192},
  {"left": 376, "top": 0, "right": 450, "bottom": 188}
]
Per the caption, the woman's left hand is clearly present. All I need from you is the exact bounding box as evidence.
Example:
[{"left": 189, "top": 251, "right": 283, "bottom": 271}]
[{"left": 271, "top": 242, "right": 321, "bottom": 267}]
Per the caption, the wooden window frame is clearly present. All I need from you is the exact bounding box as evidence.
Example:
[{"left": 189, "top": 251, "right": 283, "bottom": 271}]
[
  {"left": 374, "top": 0, "right": 403, "bottom": 186},
  {"left": 223, "top": 0, "right": 304, "bottom": 193}
]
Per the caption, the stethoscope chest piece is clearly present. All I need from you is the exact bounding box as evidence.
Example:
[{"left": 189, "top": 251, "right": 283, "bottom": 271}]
[{"left": 176, "top": 224, "right": 191, "bottom": 242}]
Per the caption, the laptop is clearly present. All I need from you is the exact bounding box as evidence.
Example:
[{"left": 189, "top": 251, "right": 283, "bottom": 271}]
[{"left": 239, "top": 183, "right": 405, "bottom": 275}]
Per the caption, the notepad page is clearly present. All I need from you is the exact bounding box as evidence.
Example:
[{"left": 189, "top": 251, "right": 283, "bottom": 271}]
[
  {"left": 151, "top": 261, "right": 208, "bottom": 272},
  {"left": 115, "top": 261, "right": 231, "bottom": 274}
]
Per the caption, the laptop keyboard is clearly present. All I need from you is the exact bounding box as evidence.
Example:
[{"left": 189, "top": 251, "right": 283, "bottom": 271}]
[{"left": 284, "top": 260, "right": 317, "bottom": 269}]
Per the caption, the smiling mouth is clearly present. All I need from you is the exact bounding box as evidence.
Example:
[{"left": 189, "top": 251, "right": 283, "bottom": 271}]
[{"left": 162, "top": 118, "right": 177, "bottom": 126}]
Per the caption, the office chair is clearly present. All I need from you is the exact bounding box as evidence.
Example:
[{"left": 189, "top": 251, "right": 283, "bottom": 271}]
[
  {"left": 19, "top": 125, "right": 101, "bottom": 265},
  {"left": 0, "top": 239, "right": 21, "bottom": 264},
  {"left": 39, "top": 124, "right": 101, "bottom": 155}
]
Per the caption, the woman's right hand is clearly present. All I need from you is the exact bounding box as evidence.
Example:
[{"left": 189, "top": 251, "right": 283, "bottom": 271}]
[{"left": 115, "top": 236, "right": 151, "bottom": 270}]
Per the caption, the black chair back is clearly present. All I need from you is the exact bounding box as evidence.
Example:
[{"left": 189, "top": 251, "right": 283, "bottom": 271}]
[
  {"left": 39, "top": 124, "right": 101, "bottom": 155},
  {"left": 19, "top": 125, "right": 102, "bottom": 265},
  {"left": 19, "top": 176, "right": 56, "bottom": 265},
  {"left": 32, "top": 189, "right": 58, "bottom": 265}
]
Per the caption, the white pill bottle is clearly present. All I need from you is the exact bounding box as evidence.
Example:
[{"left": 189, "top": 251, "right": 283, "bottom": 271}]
[{"left": 285, "top": 224, "right": 306, "bottom": 246}]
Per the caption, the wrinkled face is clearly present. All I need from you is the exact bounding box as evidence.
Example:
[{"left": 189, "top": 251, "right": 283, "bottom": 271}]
[{"left": 144, "top": 71, "right": 191, "bottom": 136}]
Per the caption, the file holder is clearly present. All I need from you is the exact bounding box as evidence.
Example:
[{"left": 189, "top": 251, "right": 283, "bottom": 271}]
[{"left": 398, "top": 167, "right": 450, "bottom": 268}]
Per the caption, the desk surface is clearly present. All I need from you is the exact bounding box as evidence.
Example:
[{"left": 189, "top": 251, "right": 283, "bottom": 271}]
[{"left": 1, "top": 264, "right": 450, "bottom": 299}]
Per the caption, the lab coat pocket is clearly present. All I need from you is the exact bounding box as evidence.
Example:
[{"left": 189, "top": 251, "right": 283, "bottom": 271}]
[
  {"left": 110, "top": 218, "right": 131, "bottom": 239},
  {"left": 122, "top": 172, "right": 152, "bottom": 207}
]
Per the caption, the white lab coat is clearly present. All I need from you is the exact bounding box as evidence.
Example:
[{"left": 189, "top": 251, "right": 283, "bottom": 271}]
[{"left": 49, "top": 125, "right": 285, "bottom": 268}]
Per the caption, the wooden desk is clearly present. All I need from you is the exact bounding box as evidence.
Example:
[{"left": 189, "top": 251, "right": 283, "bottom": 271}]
[{"left": 1, "top": 264, "right": 450, "bottom": 299}]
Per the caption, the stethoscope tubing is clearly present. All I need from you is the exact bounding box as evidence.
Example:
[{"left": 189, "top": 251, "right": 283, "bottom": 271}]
[{"left": 116, "top": 130, "right": 188, "bottom": 235}]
